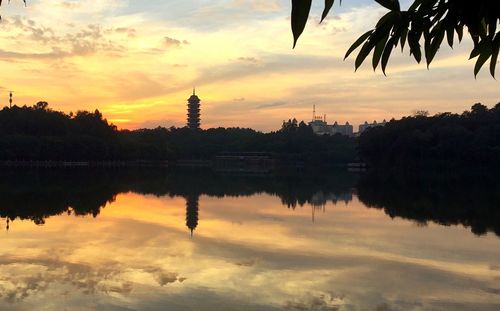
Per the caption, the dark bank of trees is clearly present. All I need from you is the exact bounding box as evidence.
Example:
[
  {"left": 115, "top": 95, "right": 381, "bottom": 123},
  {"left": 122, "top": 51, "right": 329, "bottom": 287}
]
[
  {"left": 4, "top": 101, "right": 500, "bottom": 170},
  {"left": 161, "top": 119, "right": 355, "bottom": 163},
  {"left": 0, "top": 103, "right": 121, "bottom": 160},
  {"left": 0, "top": 103, "right": 356, "bottom": 164},
  {"left": 358, "top": 103, "right": 500, "bottom": 170},
  {"left": 357, "top": 170, "right": 500, "bottom": 236}
]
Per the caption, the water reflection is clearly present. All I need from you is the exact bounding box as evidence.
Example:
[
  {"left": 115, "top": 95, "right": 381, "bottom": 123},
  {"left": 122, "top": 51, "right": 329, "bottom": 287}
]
[
  {"left": 0, "top": 168, "right": 498, "bottom": 310},
  {"left": 0, "top": 168, "right": 357, "bottom": 233},
  {"left": 186, "top": 194, "right": 199, "bottom": 236},
  {"left": 0, "top": 168, "right": 499, "bottom": 236},
  {"left": 358, "top": 170, "right": 500, "bottom": 236}
]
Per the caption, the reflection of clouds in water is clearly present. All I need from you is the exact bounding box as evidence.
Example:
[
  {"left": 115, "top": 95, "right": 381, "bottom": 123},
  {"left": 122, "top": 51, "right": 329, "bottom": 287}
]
[
  {"left": 284, "top": 292, "right": 346, "bottom": 310},
  {"left": 233, "top": 258, "right": 259, "bottom": 267},
  {"left": 0, "top": 193, "right": 498, "bottom": 311},
  {"left": 143, "top": 267, "right": 187, "bottom": 287},
  {"left": 0, "top": 255, "right": 184, "bottom": 306}
]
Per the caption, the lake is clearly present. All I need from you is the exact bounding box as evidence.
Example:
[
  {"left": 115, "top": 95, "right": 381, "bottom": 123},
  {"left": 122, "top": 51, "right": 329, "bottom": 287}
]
[{"left": 0, "top": 168, "right": 498, "bottom": 310}]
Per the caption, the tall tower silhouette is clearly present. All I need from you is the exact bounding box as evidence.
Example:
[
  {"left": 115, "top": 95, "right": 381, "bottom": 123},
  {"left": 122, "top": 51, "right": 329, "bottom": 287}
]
[
  {"left": 185, "top": 194, "right": 199, "bottom": 237},
  {"left": 186, "top": 194, "right": 200, "bottom": 236},
  {"left": 187, "top": 88, "right": 201, "bottom": 129},
  {"left": 9, "top": 91, "right": 13, "bottom": 108}
]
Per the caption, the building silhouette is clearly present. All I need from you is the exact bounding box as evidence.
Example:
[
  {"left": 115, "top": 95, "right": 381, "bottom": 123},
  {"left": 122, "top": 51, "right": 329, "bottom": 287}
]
[
  {"left": 308, "top": 105, "right": 353, "bottom": 137},
  {"left": 187, "top": 89, "right": 201, "bottom": 129},
  {"left": 185, "top": 194, "right": 199, "bottom": 237},
  {"left": 358, "top": 120, "right": 387, "bottom": 134}
]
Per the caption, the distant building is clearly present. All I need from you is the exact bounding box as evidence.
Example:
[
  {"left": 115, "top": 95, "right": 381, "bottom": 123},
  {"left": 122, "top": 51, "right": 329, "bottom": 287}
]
[
  {"left": 187, "top": 89, "right": 201, "bottom": 129},
  {"left": 308, "top": 106, "right": 353, "bottom": 137},
  {"left": 332, "top": 121, "right": 354, "bottom": 136},
  {"left": 358, "top": 119, "right": 387, "bottom": 134},
  {"left": 309, "top": 117, "right": 330, "bottom": 135}
]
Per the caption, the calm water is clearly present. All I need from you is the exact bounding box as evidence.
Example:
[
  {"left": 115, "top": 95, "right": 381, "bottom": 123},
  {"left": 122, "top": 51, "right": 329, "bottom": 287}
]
[{"left": 0, "top": 169, "right": 499, "bottom": 310}]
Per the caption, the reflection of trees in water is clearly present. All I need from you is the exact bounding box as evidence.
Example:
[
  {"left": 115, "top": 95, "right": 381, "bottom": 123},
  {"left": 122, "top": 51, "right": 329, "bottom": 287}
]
[
  {"left": 0, "top": 169, "right": 117, "bottom": 230},
  {"left": 357, "top": 170, "right": 500, "bottom": 236},
  {"left": 0, "top": 168, "right": 355, "bottom": 234},
  {"left": 309, "top": 191, "right": 354, "bottom": 223},
  {"left": 1, "top": 168, "right": 498, "bottom": 237}
]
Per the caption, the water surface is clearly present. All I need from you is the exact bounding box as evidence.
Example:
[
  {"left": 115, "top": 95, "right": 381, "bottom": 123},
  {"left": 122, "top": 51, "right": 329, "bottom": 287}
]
[{"left": 0, "top": 169, "right": 499, "bottom": 310}]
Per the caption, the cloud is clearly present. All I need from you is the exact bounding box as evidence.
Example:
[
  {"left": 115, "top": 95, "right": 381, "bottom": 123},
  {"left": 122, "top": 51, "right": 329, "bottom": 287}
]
[
  {"left": 60, "top": 1, "right": 81, "bottom": 10},
  {"left": 237, "top": 56, "right": 259, "bottom": 63},
  {"left": 114, "top": 27, "right": 137, "bottom": 38},
  {"left": 229, "top": 0, "right": 283, "bottom": 13},
  {"left": 163, "top": 36, "right": 190, "bottom": 49},
  {"left": 0, "top": 48, "right": 69, "bottom": 60},
  {"left": 256, "top": 101, "right": 288, "bottom": 109},
  {"left": 0, "top": 17, "right": 124, "bottom": 60}
]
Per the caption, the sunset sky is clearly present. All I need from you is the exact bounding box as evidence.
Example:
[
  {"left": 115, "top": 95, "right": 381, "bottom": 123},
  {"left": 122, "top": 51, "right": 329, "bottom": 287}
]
[{"left": 0, "top": 0, "right": 498, "bottom": 131}]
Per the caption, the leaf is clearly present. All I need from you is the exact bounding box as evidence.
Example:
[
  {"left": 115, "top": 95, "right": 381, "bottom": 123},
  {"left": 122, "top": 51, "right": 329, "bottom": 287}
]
[
  {"left": 374, "top": 0, "right": 400, "bottom": 11},
  {"left": 469, "top": 41, "right": 485, "bottom": 59},
  {"left": 373, "top": 34, "right": 389, "bottom": 70},
  {"left": 400, "top": 26, "right": 409, "bottom": 51},
  {"left": 408, "top": 0, "right": 422, "bottom": 12},
  {"left": 456, "top": 24, "right": 463, "bottom": 42},
  {"left": 490, "top": 34, "right": 500, "bottom": 78},
  {"left": 381, "top": 37, "right": 397, "bottom": 75},
  {"left": 489, "top": 19, "right": 497, "bottom": 36},
  {"left": 376, "top": 11, "right": 396, "bottom": 28},
  {"left": 355, "top": 41, "right": 374, "bottom": 71},
  {"left": 427, "top": 26, "right": 445, "bottom": 67},
  {"left": 291, "top": 0, "right": 312, "bottom": 48},
  {"left": 446, "top": 27, "right": 454, "bottom": 48},
  {"left": 490, "top": 48, "right": 498, "bottom": 78},
  {"left": 408, "top": 32, "right": 422, "bottom": 63},
  {"left": 321, "top": 0, "right": 335, "bottom": 23},
  {"left": 424, "top": 34, "right": 431, "bottom": 66},
  {"left": 474, "top": 44, "right": 492, "bottom": 78},
  {"left": 344, "top": 30, "right": 373, "bottom": 60}
]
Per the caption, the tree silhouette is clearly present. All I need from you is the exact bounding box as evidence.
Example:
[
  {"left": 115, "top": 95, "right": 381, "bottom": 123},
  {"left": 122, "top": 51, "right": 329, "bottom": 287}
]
[
  {"left": 358, "top": 103, "right": 500, "bottom": 169},
  {"left": 291, "top": 0, "right": 500, "bottom": 77},
  {"left": 0, "top": 102, "right": 357, "bottom": 164}
]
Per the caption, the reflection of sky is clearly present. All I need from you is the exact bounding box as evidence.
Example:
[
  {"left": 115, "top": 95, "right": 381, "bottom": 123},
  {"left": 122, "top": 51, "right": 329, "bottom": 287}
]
[{"left": 0, "top": 193, "right": 499, "bottom": 310}]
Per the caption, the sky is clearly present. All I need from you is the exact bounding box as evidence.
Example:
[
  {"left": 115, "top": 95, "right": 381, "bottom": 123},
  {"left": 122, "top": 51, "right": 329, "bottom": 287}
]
[{"left": 0, "top": 0, "right": 498, "bottom": 131}]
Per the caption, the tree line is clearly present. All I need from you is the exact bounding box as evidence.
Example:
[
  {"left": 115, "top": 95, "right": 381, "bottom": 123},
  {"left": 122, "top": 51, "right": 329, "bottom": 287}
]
[
  {"left": 2, "top": 102, "right": 499, "bottom": 170},
  {"left": 358, "top": 103, "right": 500, "bottom": 171},
  {"left": 0, "top": 103, "right": 356, "bottom": 164}
]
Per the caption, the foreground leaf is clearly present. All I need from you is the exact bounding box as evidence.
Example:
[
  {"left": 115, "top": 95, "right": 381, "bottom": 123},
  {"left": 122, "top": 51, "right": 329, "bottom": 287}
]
[
  {"left": 291, "top": 0, "right": 312, "bottom": 48},
  {"left": 321, "top": 0, "right": 335, "bottom": 23},
  {"left": 344, "top": 30, "right": 373, "bottom": 60}
]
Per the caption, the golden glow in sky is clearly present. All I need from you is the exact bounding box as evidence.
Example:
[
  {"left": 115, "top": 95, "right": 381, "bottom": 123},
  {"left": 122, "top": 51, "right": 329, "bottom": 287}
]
[{"left": 0, "top": 0, "right": 498, "bottom": 131}]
